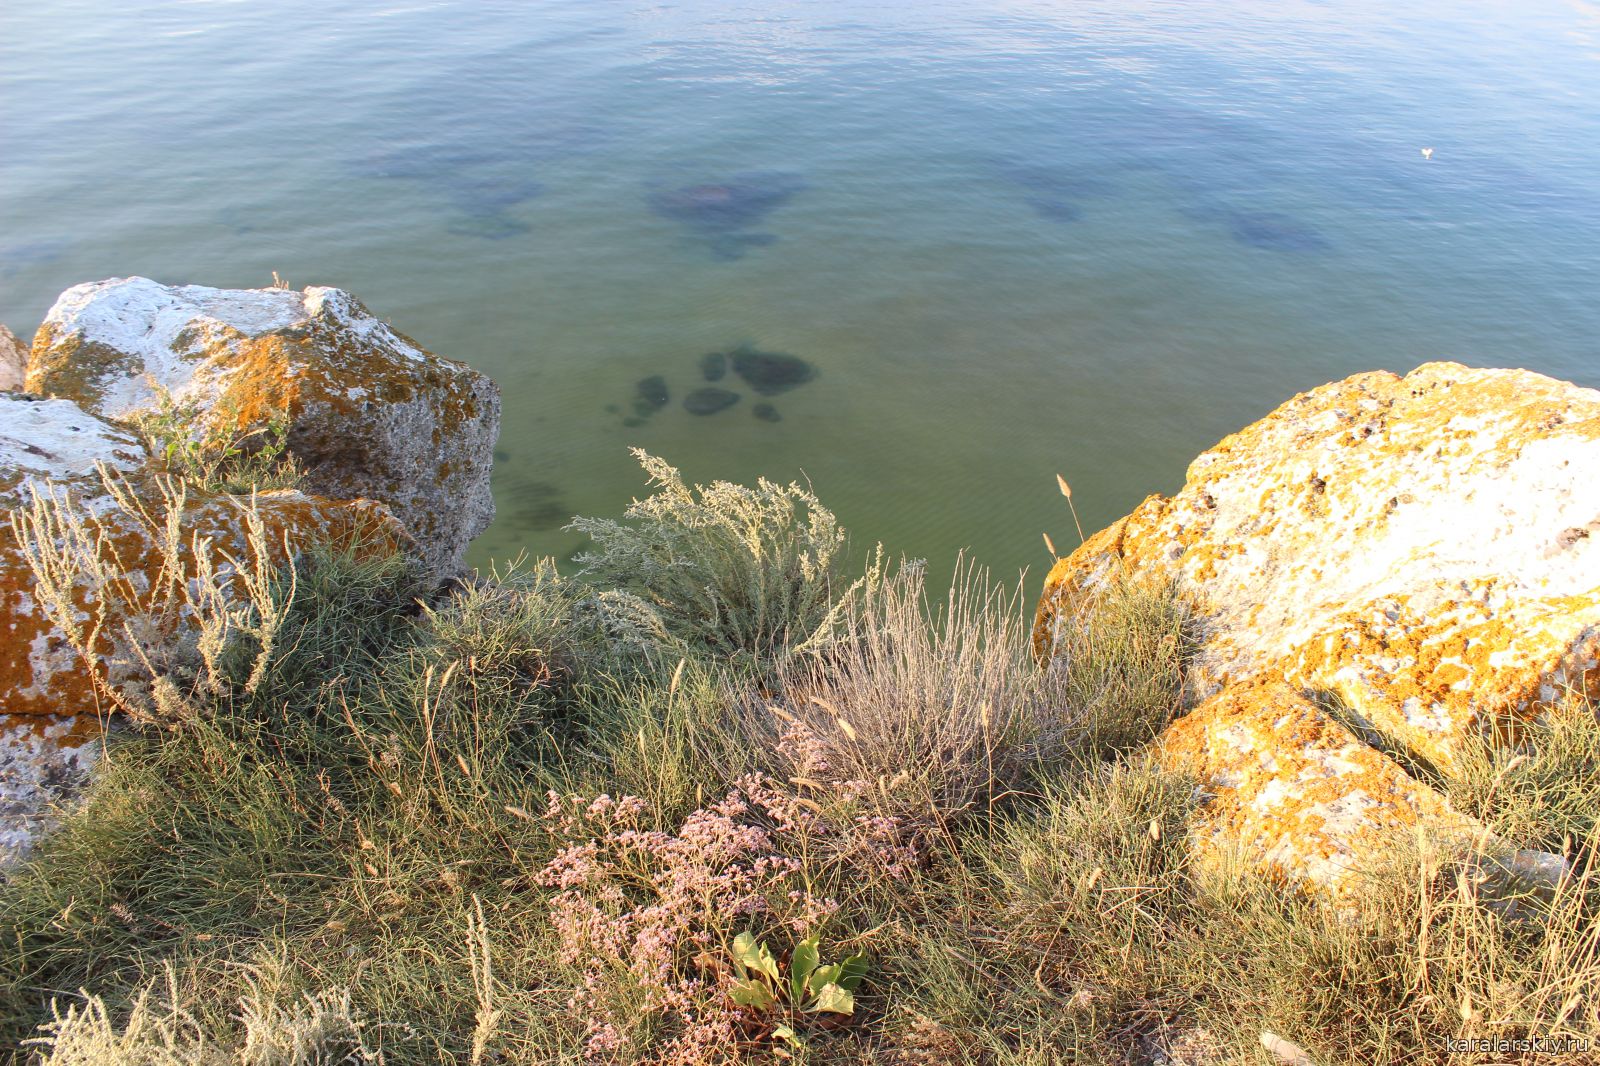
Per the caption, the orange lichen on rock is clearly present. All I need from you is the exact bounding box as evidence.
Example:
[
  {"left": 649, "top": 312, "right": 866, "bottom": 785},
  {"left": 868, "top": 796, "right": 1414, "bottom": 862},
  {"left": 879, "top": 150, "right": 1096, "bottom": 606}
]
[
  {"left": 1157, "top": 679, "right": 1474, "bottom": 895},
  {"left": 0, "top": 483, "right": 403, "bottom": 720},
  {"left": 1037, "top": 362, "right": 1600, "bottom": 774},
  {"left": 27, "top": 277, "right": 500, "bottom": 576}
]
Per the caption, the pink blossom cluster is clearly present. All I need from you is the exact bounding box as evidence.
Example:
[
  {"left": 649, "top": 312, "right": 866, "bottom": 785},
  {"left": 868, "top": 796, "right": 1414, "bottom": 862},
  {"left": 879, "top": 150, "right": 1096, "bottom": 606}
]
[
  {"left": 535, "top": 779, "right": 834, "bottom": 1063},
  {"left": 534, "top": 773, "right": 915, "bottom": 1063}
]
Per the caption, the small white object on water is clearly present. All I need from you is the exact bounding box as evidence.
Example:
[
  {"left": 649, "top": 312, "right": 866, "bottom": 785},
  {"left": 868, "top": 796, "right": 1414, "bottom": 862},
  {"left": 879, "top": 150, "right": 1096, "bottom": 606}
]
[{"left": 1421, "top": 147, "right": 1434, "bottom": 160}]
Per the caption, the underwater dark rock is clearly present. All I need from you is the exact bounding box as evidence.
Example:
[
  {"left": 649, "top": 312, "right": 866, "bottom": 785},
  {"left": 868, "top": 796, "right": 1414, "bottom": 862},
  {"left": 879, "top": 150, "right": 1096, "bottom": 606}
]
[
  {"left": 447, "top": 212, "right": 532, "bottom": 240},
  {"left": 753, "top": 403, "right": 781, "bottom": 423},
  {"left": 448, "top": 177, "right": 545, "bottom": 216},
  {"left": 1224, "top": 210, "right": 1329, "bottom": 252},
  {"left": 623, "top": 416, "right": 646, "bottom": 428},
  {"left": 634, "top": 375, "right": 670, "bottom": 417},
  {"left": 493, "top": 448, "right": 511, "bottom": 462},
  {"left": 646, "top": 172, "right": 805, "bottom": 259},
  {"left": 647, "top": 173, "right": 806, "bottom": 231},
  {"left": 729, "top": 344, "right": 816, "bottom": 396},
  {"left": 700, "top": 352, "right": 727, "bottom": 381},
  {"left": 684, "top": 387, "right": 741, "bottom": 415},
  {"left": 498, "top": 476, "right": 570, "bottom": 530},
  {"left": 1024, "top": 198, "right": 1083, "bottom": 223},
  {"left": 995, "top": 159, "right": 1113, "bottom": 224}
]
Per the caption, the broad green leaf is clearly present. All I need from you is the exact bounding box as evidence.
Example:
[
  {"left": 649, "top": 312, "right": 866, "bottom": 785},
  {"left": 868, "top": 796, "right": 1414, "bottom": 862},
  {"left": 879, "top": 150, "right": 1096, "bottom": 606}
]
[
  {"left": 804, "top": 982, "right": 854, "bottom": 1015},
  {"left": 772, "top": 1023, "right": 803, "bottom": 1050},
  {"left": 733, "top": 932, "right": 781, "bottom": 984},
  {"left": 790, "top": 934, "right": 820, "bottom": 1002},
  {"left": 837, "top": 952, "right": 869, "bottom": 991},
  {"left": 729, "top": 979, "right": 776, "bottom": 1010},
  {"left": 810, "top": 962, "right": 842, "bottom": 990}
]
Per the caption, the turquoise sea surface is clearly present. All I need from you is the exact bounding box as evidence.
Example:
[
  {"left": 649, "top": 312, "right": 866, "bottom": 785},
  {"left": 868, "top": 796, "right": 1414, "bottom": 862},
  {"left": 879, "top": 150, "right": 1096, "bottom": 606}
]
[{"left": 3, "top": 0, "right": 1598, "bottom": 582}]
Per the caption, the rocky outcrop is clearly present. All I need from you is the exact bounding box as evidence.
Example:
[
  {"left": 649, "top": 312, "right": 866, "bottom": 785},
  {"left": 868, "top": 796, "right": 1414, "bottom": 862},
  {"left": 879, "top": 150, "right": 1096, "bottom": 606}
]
[
  {"left": 1038, "top": 363, "right": 1596, "bottom": 894},
  {"left": 0, "top": 325, "right": 26, "bottom": 391},
  {"left": 1038, "top": 363, "right": 1600, "bottom": 776},
  {"left": 28, "top": 277, "right": 500, "bottom": 576},
  {"left": 0, "top": 392, "right": 404, "bottom": 866}
]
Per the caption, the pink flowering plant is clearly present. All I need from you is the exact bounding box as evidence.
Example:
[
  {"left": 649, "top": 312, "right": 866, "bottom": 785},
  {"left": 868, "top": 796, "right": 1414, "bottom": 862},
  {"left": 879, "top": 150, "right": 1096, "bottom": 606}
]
[{"left": 534, "top": 774, "right": 905, "bottom": 1062}]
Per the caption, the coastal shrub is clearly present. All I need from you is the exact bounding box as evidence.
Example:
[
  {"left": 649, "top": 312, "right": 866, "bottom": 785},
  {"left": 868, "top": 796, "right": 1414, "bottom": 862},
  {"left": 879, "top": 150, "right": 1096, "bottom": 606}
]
[
  {"left": 4, "top": 473, "right": 1597, "bottom": 1064},
  {"left": 1446, "top": 694, "right": 1600, "bottom": 860},
  {"left": 567, "top": 450, "right": 861, "bottom": 666},
  {"left": 772, "top": 559, "right": 1191, "bottom": 827},
  {"left": 131, "top": 390, "right": 302, "bottom": 495},
  {"left": 872, "top": 756, "right": 1198, "bottom": 1057},
  {"left": 239, "top": 544, "right": 425, "bottom": 709},
  {"left": 868, "top": 753, "right": 1600, "bottom": 1066}
]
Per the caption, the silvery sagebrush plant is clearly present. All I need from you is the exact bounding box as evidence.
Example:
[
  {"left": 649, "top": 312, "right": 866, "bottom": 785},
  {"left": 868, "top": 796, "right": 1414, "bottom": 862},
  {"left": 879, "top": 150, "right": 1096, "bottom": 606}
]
[{"left": 566, "top": 449, "right": 871, "bottom": 667}]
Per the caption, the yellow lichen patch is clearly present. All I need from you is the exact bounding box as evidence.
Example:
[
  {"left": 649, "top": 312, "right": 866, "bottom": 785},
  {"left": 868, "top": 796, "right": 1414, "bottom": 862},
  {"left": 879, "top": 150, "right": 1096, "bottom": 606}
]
[
  {"left": 1036, "top": 362, "right": 1600, "bottom": 777},
  {"left": 1157, "top": 679, "right": 1472, "bottom": 895}
]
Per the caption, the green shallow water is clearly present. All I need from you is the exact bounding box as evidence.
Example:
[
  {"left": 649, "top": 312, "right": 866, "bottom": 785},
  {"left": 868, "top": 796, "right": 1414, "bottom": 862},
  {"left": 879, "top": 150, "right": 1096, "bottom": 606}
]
[{"left": 3, "top": 0, "right": 1598, "bottom": 587}]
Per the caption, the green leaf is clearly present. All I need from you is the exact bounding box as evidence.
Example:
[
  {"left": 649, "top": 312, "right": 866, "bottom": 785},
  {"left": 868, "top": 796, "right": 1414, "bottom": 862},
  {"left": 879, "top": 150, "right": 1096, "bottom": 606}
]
[
  {"left": 837, "top": 951, "right": 869, "bottom": 991},
  {"left": 810, "top": 962, "right": 843, "bottom": 989},
  {"left": 790, "top": 934, "right": 820, "bottom": 1002},
  {"left": 732, "top": 932, "right": 781, "bottom": 984},
  {"left": 729, "top": 979, "right": 776, "bottom": 1011},
  {"left": 804, "top": 982, "right": 854, "bottom": 1016},
  {"left": 772, "top": 1024, "right": 803, "bottom": 1050}
]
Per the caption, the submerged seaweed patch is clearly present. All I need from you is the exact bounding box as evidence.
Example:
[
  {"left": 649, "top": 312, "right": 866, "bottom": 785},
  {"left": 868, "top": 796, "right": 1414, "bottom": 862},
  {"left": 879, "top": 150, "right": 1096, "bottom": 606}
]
[
  {"left": 753, "top": 402, "right": 781, "bottom": 423},
  {"left": 447, "top": 177, "right": 545, "bottom": 217},
  {"left": 994, "top": 158, "right": 1115, "bottom": 224}
]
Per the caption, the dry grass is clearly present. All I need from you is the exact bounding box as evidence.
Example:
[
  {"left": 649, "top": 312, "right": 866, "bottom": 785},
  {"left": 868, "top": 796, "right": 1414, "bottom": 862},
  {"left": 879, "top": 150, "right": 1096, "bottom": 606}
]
[
  {"left": 12, "top": 466, "right": 295, "bottom": 728},
  {"left": 2, "top": 461, "right": 1597, "bottom": 1065},
  {"left": 772, "top": 557, "right": 1079, "bottom": 823},
  {"left": 24, "top": 964, "right": 372, "bottom": 1065}
]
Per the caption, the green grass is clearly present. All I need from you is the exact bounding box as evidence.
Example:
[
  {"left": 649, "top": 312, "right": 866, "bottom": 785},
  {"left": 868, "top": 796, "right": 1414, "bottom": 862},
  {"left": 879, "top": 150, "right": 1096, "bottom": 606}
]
[{"left": 3, "top": 465, "right": 1598, "bottom": 1065}]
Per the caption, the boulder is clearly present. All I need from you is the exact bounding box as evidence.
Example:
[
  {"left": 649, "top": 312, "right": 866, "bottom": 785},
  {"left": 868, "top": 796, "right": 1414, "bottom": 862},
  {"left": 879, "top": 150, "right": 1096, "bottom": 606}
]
[
  {"left": 0, "top": 391, "right": 404, "bottom": 865},
  {"left": 1157, "top": 680, "right": 1477, "bottom": 895},
  {"left": 1037, "top": 363, "right": 1600, "bottom": 776},
  {"left": 0, "top": 325, "right": 24, "bottom": 391},
  {"left": 28, "top": 277, "right": 500, "bottom": 576}
]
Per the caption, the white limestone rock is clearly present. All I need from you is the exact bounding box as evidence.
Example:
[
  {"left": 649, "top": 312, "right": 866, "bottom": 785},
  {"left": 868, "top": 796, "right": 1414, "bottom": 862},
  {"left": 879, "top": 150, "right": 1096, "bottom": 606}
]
[{"left": 29, "top": 277, "right": 500, "bottom": 576}]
